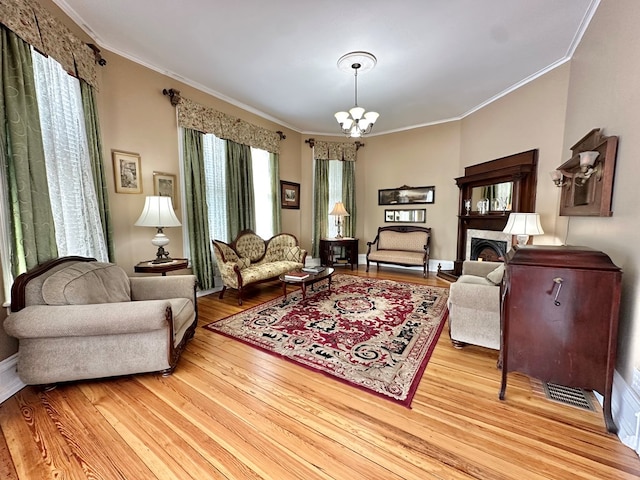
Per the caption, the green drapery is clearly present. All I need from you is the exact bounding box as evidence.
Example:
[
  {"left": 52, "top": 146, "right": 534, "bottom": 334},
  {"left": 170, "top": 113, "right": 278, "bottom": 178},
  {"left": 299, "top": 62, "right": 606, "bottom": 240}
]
[
  {"left": 270, "top": 152, "right": 282, "bottom": 234},
  {"left": 341, "top": 160, "right": 356, "bottom": 238},
  {"left": 312, "top": 159, "right": 330, "bottom": 257},
  {"left": 0, "top": 26, "right": 57, "bottom": 276},
  {"left": 182, "top": 128, "right": 215, "bottom": 290},
  {"left": 225, "top": 140, "right": 255, "bottom": 239},
  {"left": 80, "top": 80, "right": 115, "bottom": 262}
]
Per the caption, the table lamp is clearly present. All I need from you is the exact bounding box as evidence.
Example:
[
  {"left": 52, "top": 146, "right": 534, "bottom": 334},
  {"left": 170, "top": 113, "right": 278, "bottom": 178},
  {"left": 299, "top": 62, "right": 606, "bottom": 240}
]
[
  {"left": 135, "top": 196, "right": 181, "bottom": 263},
  {"left": 329, "top": 201, "right": 350, "bottom": 238},
  {"left": 502, "top": 212, "right": 544, "bottom": 246}
]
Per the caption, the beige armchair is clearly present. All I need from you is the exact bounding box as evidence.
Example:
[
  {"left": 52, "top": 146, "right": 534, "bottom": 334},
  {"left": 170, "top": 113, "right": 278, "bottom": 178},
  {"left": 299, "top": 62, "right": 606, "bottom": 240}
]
[
  {"left": 448, "top": 260, "right": 504, "bottom": 350},
  {"left": 4, "top": 256, "right": 198, "bottom": 385}
]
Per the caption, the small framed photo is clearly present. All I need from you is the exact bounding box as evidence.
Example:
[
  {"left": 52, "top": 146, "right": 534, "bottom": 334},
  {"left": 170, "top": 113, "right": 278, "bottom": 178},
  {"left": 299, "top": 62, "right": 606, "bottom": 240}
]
[
  {"left": 153, "top": 171, "right": 178, "bottom": 209},
  {"left": 112, "top": 150, "right": 142, "bottom": 194},
  {"left": 280, "top": 180, "right": 300, "bottom": 209}
]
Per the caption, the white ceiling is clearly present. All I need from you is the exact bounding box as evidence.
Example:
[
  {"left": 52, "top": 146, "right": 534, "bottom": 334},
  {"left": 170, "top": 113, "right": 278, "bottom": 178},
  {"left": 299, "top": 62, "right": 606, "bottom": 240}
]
[{"left": 54, "top": 0, "right": 598, "bottom": 136}]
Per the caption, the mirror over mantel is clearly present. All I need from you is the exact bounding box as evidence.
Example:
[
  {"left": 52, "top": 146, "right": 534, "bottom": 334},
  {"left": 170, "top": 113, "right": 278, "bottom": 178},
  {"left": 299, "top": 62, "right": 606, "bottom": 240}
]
[{"left": 437, "top": 149, "right": 539, "bottom": 281}]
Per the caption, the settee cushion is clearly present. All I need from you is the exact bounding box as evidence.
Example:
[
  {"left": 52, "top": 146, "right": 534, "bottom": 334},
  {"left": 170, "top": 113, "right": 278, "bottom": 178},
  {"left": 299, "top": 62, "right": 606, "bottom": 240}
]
[
  {"left": 235, "top": 233, "right": 266, "bottom": 261},
  {"left": 42, "top": 262, "right": 131, "bottom": 305},
  {"left": 486, "top": 264, "right": 505, "bottom": 285},
  {"left": 377, "top": 230, "right": 427, "bottom": 252},
  {"left": 456, "top": 274, "right": 495, "bottom": 286}
]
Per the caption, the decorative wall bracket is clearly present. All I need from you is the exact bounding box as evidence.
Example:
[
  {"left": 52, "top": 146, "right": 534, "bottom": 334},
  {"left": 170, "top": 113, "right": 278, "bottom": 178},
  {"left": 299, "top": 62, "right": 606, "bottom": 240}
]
[{"left": 553, "top": 129, "right": 618, "bottom": 217}]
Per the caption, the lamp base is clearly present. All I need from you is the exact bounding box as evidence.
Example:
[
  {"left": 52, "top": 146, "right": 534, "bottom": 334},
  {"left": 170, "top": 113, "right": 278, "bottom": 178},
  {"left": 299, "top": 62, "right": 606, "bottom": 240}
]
[
  {"left": 516, "top": 234, "right": 530, "bottom": 246},
  {"left": 152, "top": 246, "right": 173, "bottom": 264}
]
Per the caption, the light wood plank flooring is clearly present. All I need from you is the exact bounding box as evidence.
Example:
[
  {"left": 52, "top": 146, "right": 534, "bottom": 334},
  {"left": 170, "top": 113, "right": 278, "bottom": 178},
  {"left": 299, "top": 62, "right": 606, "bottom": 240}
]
[{"left": 1, "top": 267, "right": 639, "bottom": 479}]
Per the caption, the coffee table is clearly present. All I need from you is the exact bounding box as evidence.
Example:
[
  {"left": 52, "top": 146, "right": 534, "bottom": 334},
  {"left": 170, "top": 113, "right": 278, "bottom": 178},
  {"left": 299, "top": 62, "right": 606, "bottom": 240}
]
[{"left": 279, "top": 267, "right": 335, "bottom": 300}]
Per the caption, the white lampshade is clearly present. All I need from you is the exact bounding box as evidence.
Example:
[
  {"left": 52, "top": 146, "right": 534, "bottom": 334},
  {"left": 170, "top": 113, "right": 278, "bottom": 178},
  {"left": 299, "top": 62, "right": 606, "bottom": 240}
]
[
  {"left": 135, "top": 196, "right": 181, "bottom": 227},
  {"left": 329, "top": 201, "right": 350, "bottom": 217},
  {"left": 503, "top": 212, "right": 544, "bottom": 246}
]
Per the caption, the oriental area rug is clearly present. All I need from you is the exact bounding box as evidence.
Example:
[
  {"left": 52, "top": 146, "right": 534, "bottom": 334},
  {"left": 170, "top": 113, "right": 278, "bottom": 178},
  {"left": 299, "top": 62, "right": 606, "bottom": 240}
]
[{"left": 204, "top": 274, "right": 449, "bottom": 407}]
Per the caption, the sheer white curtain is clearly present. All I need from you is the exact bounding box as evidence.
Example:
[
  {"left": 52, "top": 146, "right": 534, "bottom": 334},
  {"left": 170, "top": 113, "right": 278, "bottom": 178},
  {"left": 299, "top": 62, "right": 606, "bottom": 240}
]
[
  {"left": 203, "top": 133, "right": 228, "bottom": 242},
  {"left": 250, "top": 147, "right": 274, "bottom": 239},
  {"left": 32, "top": 51, "right": 108, "bottom": 261},
  {"left": 327, "top": 160, "right": 343, "bottom": 238}
]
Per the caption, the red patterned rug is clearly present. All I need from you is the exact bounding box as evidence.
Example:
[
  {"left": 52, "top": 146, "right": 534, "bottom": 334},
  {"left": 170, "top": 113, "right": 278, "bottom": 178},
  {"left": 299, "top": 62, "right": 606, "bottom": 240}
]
[{"left": 204, "top": 274, "right": 449, "bottom": 407}]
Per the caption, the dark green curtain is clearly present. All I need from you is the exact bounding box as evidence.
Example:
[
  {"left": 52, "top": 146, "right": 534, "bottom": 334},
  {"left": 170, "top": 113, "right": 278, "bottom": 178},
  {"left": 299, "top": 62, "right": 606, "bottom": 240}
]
[
  {"left": 0, "top": 26, "right": 57, "bottom": 276},
  {"left": 182, "top": 128, "right": 215, "bottom": 290},
  {"left": 342, "top": 160, "right": 356, "bottom": 238},
  {"left": 312, "top": 159, "right": 330, "bottom": 257},
  {"left": 270, "top": 152, "right": 282, "bottom": 234},
  {"left": 80, "top": 80, "right": 115, "bottom": 261},
  {"left": 225, "top": 140, "right": 255, "bottom": 238}
]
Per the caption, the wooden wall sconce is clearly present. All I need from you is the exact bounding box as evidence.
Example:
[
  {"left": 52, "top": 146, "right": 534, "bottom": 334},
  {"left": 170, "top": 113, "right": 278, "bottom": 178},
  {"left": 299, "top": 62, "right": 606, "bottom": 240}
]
[{"left": 551, "top": 128, "right": 618, "bottom": 216}]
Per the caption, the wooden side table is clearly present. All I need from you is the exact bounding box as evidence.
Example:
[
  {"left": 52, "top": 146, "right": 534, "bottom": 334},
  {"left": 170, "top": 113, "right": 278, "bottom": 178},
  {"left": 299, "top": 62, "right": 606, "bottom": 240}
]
[
  {"left": 134, "top": 258, "right": 189, "bottom": 276},
  {"left": 319, "top": 238, "right": 358, "bottom": 270}
]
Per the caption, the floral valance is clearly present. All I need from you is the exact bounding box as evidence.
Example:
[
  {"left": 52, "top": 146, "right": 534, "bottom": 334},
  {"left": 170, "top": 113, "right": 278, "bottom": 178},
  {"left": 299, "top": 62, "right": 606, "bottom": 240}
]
[
  {"left": 177, "top": 97, "right": 281, "bottom": 154},
  {"left": 312, "top": 140, "right": 357, "bottom": 162},
  {"left": 0, "top": 0, "right": 99, "bottom": 88}
]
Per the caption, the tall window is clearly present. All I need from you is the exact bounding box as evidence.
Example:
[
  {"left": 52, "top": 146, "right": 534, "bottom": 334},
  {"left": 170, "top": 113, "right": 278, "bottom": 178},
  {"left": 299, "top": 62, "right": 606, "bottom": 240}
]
[
  {"left": 201, "top": 133, "right": 275, "bottom": 242},
  {"left": 327, "top": 160, "right": 343, "bottom": 239}
]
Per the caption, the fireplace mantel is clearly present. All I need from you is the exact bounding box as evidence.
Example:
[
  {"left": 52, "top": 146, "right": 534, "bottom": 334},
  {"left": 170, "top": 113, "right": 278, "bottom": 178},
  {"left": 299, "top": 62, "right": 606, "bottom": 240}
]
[{"left": 445, "top": 150, "right": 538, "bottom": 278}]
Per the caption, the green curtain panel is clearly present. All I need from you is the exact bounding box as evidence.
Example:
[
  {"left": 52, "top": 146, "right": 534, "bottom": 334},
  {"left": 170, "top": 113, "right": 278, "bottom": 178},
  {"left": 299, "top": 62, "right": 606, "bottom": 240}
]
[
  {"left": 225, "top": 140, "right": 255, "bottom": 239},
  {"left": 0, "top": 26, "right": 57, "bottom": 276},
  {"left": 80, "top": 80, "right": 116, "bottom": 262},
  {"left": 312, "top": 159, "right": 329, "bottom": 257},
  {"left": 182, "top": 128, "right": 215, "bottom": 290},
  {"left": 342, "top": 160, "right": 356, "bottom": 238},
  {"left": 270, "top": 152, "right": 282, "bottom": 234}
]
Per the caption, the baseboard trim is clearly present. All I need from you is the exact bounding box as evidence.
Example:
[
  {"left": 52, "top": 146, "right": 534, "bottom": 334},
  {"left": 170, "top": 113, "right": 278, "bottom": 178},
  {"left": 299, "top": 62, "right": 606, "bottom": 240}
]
[{"left": 0, "top": 353, "right": 25, "bottom": 404}]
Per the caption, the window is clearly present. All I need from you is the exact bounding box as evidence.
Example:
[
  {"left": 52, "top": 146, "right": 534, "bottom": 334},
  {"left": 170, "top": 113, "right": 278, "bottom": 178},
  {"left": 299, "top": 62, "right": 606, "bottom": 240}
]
[
  {"left": 201, "top": 133, "right": 275, "bottom": 242},
  {"left": 327, "top": 160, "right": 343, "bottom": 238}
]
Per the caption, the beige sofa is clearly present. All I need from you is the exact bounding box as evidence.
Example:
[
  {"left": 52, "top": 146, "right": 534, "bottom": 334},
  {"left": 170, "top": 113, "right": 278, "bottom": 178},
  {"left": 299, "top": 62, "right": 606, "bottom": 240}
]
[
  {"left": 448, "top": 260, "right": 504, "bottom": 350},
  {"left": 4, "top": 256, "right": 198, "bottom": 385},
  {"left": 366, "top": 226, "right": 431, "bottom": 277},
  {"left": 213, "top": 230, "right": 306, "bottom": 304}
]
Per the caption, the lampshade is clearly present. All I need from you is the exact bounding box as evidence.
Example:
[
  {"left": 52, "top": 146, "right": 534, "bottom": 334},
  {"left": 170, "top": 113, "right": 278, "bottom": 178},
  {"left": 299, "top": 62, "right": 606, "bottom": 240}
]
[
  {"left": 135, "top": 196, "right": 181, "bottom": 227},
  {"left": 503, "top": 212, "right": 544, "bottom": 246},
  {"left": 329, "top": 201, "right": 350, "bottom": 217}
]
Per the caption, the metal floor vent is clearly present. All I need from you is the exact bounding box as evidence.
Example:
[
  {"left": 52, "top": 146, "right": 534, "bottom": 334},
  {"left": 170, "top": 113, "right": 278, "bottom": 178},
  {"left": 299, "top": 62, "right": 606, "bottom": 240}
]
[{"left": 542, "top": 382, "right": 596, "bottom": 411}]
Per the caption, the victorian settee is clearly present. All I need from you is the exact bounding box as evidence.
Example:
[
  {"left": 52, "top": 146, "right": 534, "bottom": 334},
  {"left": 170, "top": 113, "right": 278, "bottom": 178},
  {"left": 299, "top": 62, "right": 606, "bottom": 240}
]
[
  {"left": 366, "top": 225, "right": 431, "bottom": 277},
  {"left": 213, "top": 230, "right": 306, "bottom": 304},
  {"left": 448, "top": 260, "right": 504, "bottom": 350},
  {"left": 4, "top": 256, "right": 198, "bottom": 385}
]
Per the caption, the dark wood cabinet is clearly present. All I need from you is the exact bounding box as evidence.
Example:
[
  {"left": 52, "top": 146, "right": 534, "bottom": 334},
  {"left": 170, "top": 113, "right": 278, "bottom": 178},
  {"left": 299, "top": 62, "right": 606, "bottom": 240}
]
[
  {"left": 499, "top": 245, "right": 622, "bottom": 433},
  {"left": 320, "top": 238, "right": 358, "bottom": 270}
]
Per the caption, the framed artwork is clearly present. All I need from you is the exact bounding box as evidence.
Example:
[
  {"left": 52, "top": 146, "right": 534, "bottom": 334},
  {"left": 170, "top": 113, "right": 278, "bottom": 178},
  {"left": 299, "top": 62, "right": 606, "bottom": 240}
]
[
  {"left": 112, "top": 150, "right": 142, "bottom": 194},
  {"left": 153, "top": 171, "right": 178, "bottom": 209},
  {"left": 280, "top": 180, "right": 300, "bottom": 209},
  {"left": 384, "top": 209, "right": 426, "bottom": 223},
  {"left": 378, "top": 185, "right": 435, "bottom": 205}
]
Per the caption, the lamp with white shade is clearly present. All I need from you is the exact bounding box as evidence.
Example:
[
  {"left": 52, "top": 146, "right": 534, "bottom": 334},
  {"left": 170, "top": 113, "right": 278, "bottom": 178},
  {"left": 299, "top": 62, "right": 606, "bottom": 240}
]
[
  {"left": 135, "top": 196, "right": 181, "bottom": 263},
  {"left": 502, "top": 212, "right": 544, "bottom": 247},
  {"left": 329, "top": 201, "right": 350, "bottom": 239}
]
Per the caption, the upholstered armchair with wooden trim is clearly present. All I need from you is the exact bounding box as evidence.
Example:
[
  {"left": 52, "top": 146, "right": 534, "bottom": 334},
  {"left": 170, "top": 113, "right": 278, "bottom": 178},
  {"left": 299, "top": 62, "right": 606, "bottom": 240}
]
[
  {"left": 4, "top": 256, "right": 198, "bottom": 385},
  {"left": 448, "top": 260, "right": 504, "bottom": 350}
]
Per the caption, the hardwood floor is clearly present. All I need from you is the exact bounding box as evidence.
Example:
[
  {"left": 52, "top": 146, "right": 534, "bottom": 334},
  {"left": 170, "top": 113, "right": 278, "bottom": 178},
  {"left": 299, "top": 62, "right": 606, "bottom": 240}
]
[{"left": 1, "top": 267, "right": 639, "bottom": 479}]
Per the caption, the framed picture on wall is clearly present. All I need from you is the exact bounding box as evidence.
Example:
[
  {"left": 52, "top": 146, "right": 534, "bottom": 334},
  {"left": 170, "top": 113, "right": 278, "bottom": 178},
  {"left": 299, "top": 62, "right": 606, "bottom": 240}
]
[
  {"left": 112, "top": 150, "right": 142, "bottom": 194},
  {"left": 153, "top": 171, "right": 178, "bottom": 209},
  {"left": 280, "top": 180, "right": 300, "bottom": 209},
  {"left": 378, "top": 185, "right": 435, "bottom": 205}
]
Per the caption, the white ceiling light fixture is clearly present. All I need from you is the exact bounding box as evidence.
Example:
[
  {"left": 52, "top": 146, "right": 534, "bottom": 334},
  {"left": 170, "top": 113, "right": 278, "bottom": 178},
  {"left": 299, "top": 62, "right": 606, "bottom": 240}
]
[{"left": 334, "top": 51, "right": 380, "bottom": 138}]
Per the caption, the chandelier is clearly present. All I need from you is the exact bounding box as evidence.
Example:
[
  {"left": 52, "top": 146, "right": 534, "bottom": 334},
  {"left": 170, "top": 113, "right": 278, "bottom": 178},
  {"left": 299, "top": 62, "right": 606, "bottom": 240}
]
[{"left": 334, "top": 52, "right": 379, "bottom": 138}]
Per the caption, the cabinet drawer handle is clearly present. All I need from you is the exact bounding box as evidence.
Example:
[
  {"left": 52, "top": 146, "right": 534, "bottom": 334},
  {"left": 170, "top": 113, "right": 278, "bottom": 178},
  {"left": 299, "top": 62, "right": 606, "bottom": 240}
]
[{"left": 552, "top": 277, "right": 563, "bottom": 306}]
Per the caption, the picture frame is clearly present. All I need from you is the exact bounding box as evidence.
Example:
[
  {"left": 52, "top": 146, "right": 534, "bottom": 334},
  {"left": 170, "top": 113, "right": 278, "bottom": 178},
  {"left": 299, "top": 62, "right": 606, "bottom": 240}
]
[
  {"left": 378, "top": 185, "right": 435, "bottom": 205},
  {"left": 153, "top": 171, "right": 178, "bottom": 209},
  {"left": 384, "top": 209, "right": 427, "bottom": 223},
  {"left": 280, "top": 180, "right": 300, "bottom": 209},
  {"left": 112, "top": 150, "right": 142, "bottom": 194}
]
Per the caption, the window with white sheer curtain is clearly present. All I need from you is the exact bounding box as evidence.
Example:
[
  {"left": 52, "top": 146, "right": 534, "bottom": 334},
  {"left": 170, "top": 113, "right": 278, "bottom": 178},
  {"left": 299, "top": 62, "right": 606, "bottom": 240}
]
[
  {"left": 327, "top": 160, "right": 343, "bottom": 238},
  {"left": 202, "top": 133, "right": 275, "bottom": 243},
  {"left": 32, "top": 50, "right": 108, "bottom": 262}
]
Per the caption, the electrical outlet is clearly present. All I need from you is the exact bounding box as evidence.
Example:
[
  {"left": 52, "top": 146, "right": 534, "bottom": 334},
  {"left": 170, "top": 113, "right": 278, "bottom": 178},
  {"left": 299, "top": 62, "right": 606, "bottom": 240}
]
[{"left": 632, "top": 367, "right": 640, "bottom": 395}]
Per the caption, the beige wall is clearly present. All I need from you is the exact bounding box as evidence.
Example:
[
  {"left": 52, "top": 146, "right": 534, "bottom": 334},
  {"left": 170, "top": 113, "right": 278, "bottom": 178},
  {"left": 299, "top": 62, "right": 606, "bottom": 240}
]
[{"left": 558, "top": 0, "right": 640, "bottom": 383}]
